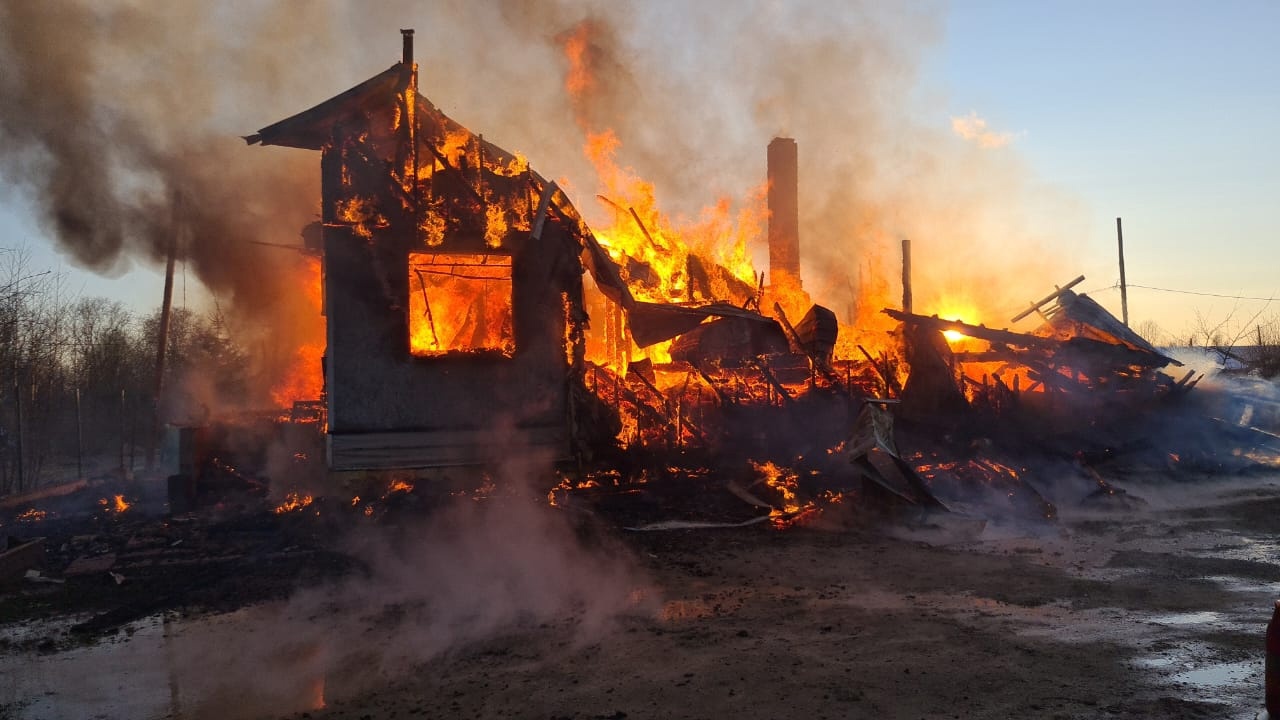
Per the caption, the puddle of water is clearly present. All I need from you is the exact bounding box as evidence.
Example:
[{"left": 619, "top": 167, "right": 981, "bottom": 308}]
[
  {"left": 1172, "top": 660, "right": 1256, "bottom": 689},
  {"left": 0, "top": 606, "right": 328, "bottom": 720},
  {"left": 1169, "top": 659, "right": 1262, "bottom": 711},
  {"left": 1221, "top": 537, "right": 1280, "bottom": 566},
  {"left": 1134, "top": 655, "right": 1180, "bottom": 669},
  {"left": 1206, "top": 575, "right": 1280, "bottom": 596},
  {"left": 0, "top": 613, "right": 97, "bottom": 647},
  {"left": 1148, "top": 611, "right": 1222, "bottom": 626},
  {"left": 1131, "top": 637, "right": 1263, "bottom": 713}
]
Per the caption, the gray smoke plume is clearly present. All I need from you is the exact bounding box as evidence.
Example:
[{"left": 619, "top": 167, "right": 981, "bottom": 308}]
[
  {"left": 178, "top": 451, "right": 649, "bottom": 719},
  {"left": 0, "top": 3, "right": 335, "bottom": 399},
  {"left": 0, "top": 0, "right": 1081, "bottom": 399}
]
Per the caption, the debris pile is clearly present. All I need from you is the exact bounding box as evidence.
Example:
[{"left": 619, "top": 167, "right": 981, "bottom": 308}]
[{"left": 8, "top": 31, "right": 1279, "bottom": 552}]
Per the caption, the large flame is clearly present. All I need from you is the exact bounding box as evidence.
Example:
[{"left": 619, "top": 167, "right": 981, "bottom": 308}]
[
  {"left": 270, "top": 256, "right": 325, "bottom": 407},
  {"left": 585, "top": 130, "right": 763, "bottom": 306},
  {"left": 408, "top": 253, "right": 514, "bottom": 357},
  {"left": 561, "top": 23, "right": 766, "bottom": 369}
]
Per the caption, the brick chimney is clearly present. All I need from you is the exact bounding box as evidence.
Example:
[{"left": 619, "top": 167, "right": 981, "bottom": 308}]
[
  {"left": 767, "top": 137, "right": 800, "bottom": 287},
  {"left": 401, "top": 28, "right": 414, "bottom": 65}
]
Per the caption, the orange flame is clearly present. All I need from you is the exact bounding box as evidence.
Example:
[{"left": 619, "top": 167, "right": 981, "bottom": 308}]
[
  {"left": 750, "top": 460, "right": 815, "bottom": 527},
  {"left": 16, "top": 508, "right": 47, "bottom": 522},
  {"left": 274, "top": 492, "right": 314, "bottom": 514},
  {"left": 558, "top": 20, "right": 769, "bottom": 370},
  {"left": 408, "top": 253, "right": 514, "bottom": 357},
  {"left": 574, "top": 131, "right": 766, "bottom": 369},
  {"left": 385, "top": 478, "right": 414, "bottom": 496},
  {"left": 270, "top": 256, "right": 325, "bottom": 407},
  {"left": 98, "top": 495, "right": 130, "bottom": 513},
  {"left": 562, "top": 22, "right": 594, "bottom": 101}
]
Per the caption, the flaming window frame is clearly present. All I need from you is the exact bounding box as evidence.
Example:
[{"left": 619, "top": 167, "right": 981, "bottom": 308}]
[{"left": 408, "top": 252, "right": 516, "bottom": 359}]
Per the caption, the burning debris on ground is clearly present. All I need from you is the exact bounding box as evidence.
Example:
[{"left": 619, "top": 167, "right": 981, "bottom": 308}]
[
  {"left": 4, "top": 22, "right": 1280, "bottom": 720},
  {"left": 2, "top": 28, "right": 1269, "bottom": 547},
  {"left": 240, "top": 30, "right": 1264, "bottom": 529}
]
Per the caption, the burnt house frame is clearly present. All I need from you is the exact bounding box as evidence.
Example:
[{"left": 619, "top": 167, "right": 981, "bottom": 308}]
[{"left": 248, "top": 33, "right": 590, "bottom": 470}]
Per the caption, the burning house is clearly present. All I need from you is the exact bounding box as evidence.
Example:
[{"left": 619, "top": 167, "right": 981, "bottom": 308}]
[
  {"left": 10, "top": 13, "right": 1280, "bottom": 719},
  {"left": 238, "top": 30, "right": 1222, "bottom": 522},
  {"left": 247, "top": 31, "right": 593, "bottom": 470},
  {"left": 247, "top": 31, "right": 846, "bottom": 474}
]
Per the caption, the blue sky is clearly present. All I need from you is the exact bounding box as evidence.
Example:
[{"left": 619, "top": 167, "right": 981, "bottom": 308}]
[
  {"left": 0, "top": 191, "right": 174, "bottom": 307},
  {"left": 927, "top": 0, "right": 1280, "bottom": 341},
  {"left": 3, "top": 1, "right": 1277, "bottom": 343}
]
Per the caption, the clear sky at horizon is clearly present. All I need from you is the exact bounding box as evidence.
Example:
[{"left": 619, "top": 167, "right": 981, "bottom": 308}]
[
  {"left": 2, "top": 1, "right": 1277, "bottom": 344},
  {"left": 927, "top": 0, "right": 1280, "bottom": 342}
]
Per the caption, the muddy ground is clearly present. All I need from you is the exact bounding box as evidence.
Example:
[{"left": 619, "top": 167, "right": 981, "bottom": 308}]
[{"left": 2, "top": 472, "right": 1278, "bottom": 720}]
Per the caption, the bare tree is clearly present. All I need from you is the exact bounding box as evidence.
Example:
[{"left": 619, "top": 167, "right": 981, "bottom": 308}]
[
  {"left": 1133, "top": 319, "right": 1168, "bottom": 347},
  {"left": 0, "top": 245, "right": 256, "bottom": 494}
]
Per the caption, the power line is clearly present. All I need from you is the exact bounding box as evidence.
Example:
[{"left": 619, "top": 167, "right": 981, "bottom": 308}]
[
  {"left": 1124, "top": 284, "right": 1278, "bottom": 302},
  {"left": 1080, "top": 284, "right": 1118, "bottom": 295}
]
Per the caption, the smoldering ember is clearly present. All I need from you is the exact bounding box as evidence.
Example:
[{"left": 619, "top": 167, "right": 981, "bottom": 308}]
[{"left": 3, "top": 27, "right": 1280, "bottom": 720}]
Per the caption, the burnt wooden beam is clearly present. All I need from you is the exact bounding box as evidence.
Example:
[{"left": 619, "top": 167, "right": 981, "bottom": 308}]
[
  {"left": 628, "top": 206, "right": 663, "bottom": 254},
  {"left": 857, "top": 344, "right": 902, "bottom": 399},
  {"left": 885, "top": 309, "right": 1053, "bottom": 349},
  {"left": 749, "top": 358, "right": 793, "bottom": 405},
  {"left": 773, "top": 302, "right": 803, "bottom": 351},
  {"left": 694, "top": 367, "right": 729, "bottom": 406},
  {"left": 885, "top": 308, "right": 1173, "bottom": 371},
  {"left": 1011, "top": 275, "right": 1086, "bottom": 323}
]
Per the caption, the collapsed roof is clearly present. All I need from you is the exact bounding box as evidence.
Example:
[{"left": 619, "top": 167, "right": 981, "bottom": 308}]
[{"left": 247, "top": 57, "right": 783, "bottom": 350}]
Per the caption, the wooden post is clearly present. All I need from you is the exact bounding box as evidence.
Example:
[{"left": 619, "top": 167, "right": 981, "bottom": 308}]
[
  {"left": 901, "top": 238, "right": 913, "bottom": 313},
  {"left": 75, "top": 387, "right": 83, "bottom": 481},
  {"left": 148, "top": 212, "right": 179, "bottom": 471},
  {"left": 675, "top": 396, "right": 683, "bottom": 450},
  {"left": 1116, "top": 217, "right": 1129, "bottom": 327},
  {"left": 615, "top": 303, "right": 625, "bottom": 369},
  {"left": 686, "top": 255, "right": 695, "bottom": 303},
  {"left": 120, "top": 389, "right": 128, "bottom": 476},
  {"left": 13, "top": 369, "right": 23, "bottom": 492}
]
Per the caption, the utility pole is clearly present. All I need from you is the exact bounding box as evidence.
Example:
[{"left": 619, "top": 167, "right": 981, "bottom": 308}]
[
  {"left": 75, "top": 387, "right": 83, "bottom": 481},
  {"left": 13, "top": 368, "right": 23, "bottom": 492},
  {"left": 901, "top": 238, "right": 913, "bottom": 314},
  {"left": 119, "top": 388, "right": 127, "bottom": 477},
  {"left": 147, "top": 200, "right": 180, "bottom": 471},
  {"left": 1116, "top": 217, "right": 1129, "bottom": 327}
]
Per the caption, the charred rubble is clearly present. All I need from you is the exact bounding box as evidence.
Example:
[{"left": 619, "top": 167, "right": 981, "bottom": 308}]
[
  {"left": 3, "top": 32, "right": 1280, "bottom": 645},
  {"left": 4, "top": 30, "right": 1279, "bottom": 587},
  {"left": 271, "top": 33, "right": 1280, "bottom": 525},
  {"left": 206, "top": 31, "right": 1280, "bottom": 524}
]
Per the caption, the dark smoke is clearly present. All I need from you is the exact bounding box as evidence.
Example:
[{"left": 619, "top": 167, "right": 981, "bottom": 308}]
[
  {"left": 0, "top": 2, "right": 332, "bottom": 398},
  {"left": 388, "top": 0, "right": 1080, "bottom": 323},
  {"left": 0, "top": 3, "right": 325, "bottom": 284},
  {"left": 0, "top": 1, "right": 1083, "bottom": 398}
]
